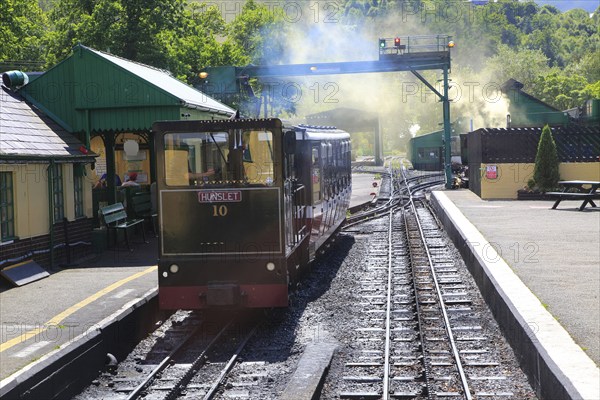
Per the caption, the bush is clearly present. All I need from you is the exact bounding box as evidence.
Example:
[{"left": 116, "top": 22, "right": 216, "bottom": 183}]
[{"left": 532, "top": 125, "right": 560, "bottom": 192}]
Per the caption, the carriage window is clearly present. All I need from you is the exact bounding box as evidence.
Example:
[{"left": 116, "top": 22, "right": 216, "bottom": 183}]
[
  {"left": 164, "top": 130, "right": 275, "bottom": 187},
  {"left": 312, "top": 147, "right": 321, "bottom": 203}
]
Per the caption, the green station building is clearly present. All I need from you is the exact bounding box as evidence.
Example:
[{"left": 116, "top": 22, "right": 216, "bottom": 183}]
[{"left": 1, "top": 44, "right": 235, "bottom": 269}]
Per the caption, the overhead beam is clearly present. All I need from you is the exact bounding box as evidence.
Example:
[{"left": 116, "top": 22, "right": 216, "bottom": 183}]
[{"left": 237, "top": 53, "right": 450, "bottom": 78}]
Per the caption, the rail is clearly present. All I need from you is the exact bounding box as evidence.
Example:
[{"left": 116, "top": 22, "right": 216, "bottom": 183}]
[{"left": 402, "top": 171, "right": 473, "bottom": 399}]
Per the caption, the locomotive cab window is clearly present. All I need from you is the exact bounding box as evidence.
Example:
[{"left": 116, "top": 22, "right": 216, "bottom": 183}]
[{"left": 164, "top": 130, "right": 275, "bottom": 187}]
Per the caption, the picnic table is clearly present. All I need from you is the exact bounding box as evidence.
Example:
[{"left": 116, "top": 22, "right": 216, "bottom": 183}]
[{"left": 546, "top": 180, "right": 600, "bottom": 211}]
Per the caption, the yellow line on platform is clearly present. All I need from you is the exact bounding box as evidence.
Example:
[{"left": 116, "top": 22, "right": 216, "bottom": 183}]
[{"left": 0, "top": 266, "right": 157, "bottom": 353}]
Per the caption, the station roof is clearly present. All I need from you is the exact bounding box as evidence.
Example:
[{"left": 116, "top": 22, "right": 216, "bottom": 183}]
[
  {"left": 91, "top": 48, "right": 235, "bottom": 116},
  {"left": 17, "top": 44, "right": 235, "bottom": 134},
  {"left": 0, "top": 85, "right": 96, "bottom": 163},
  {"left": 471, "top": 125, "right": 600, "bottom": 163}
]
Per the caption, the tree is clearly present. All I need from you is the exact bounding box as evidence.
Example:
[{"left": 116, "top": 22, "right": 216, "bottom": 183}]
[
  {"left": 486, "top": 45, "right": 550, "bottom": 90},
  {"left": 224, "top": 0, "right": 292, "bottom": 116},
  {"left": 583, "top": 81, "right": 600, "bottom": 100},
  {"left": 0, "top": 0, "right": 48, "bottom": 70},
  {"left": 46, "top": 0, "right": 189, "bottom": 69},
  {"left": 226, "top": 0, "right": 287, "bottom": 65},
  {"left": 531, "top": 72, "right": 589, "bottom": 110},
  {"left": 575, "top": 51, "right": 600, "bottom": 83},
  {"left": 532, "top": 125, "right": 560, "bottom": 192}
]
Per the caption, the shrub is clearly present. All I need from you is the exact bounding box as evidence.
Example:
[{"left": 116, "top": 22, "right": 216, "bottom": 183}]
[{"left": 532, "top": 125, "right": 560, "bottom": 192}]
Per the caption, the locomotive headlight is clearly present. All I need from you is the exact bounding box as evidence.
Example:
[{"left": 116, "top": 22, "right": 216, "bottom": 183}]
[
  {"left": 169, "top": 264, "right": 179, "bottom": 274},
  {"left": 266, "top": 262, "right": 276, "bottom": 271}
]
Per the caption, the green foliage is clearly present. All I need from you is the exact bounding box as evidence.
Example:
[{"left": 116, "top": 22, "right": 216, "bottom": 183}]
[
  {"left": 583, "top": 81, "right": 600, "bottom": 100},
  {"left": 573, "top": 51, "right": 600, "bottom": 83},
  {"left": 532, "top": 125, "right": 560, "bottom": 192},
  {"left": 531, "top": 72, "right": 589, "bottom": 110},
  {"left": 0, "top": 0, "right": 48, "bottom": 70},
  {"left": 226, "top": 0, "right": 287, "bottom": 65},
  {"left": 2, "top": 0, "right": 599, "bottom": 140},
  {"left": 46, "top": 0, "right": 190, "bottom": 69},
  {"left": 486, "top": 45, "right": 550, "bottom": 89}
]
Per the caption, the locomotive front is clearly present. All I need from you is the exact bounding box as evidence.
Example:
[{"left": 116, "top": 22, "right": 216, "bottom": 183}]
[{"left": 154, "top": 119, "right": 289, "bottom": 309}]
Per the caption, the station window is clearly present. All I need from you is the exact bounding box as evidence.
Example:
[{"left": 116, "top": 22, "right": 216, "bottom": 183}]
[
  {"left": 418, "top": 147, "right": 440, "bottom": 160},
  {"left": 0, "top": 172, "right": 15, "bottom": 241},
  {"left": 74, "top": 175, "right": 84, "bottom": 218},
  {"left": 73, "top": 164, "right": 86, "bottom": 218},
  {"left": 52, "top": 164, "right": 64, "bottom": 223}
]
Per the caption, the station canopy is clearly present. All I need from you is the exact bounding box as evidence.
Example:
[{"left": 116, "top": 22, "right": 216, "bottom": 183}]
[{"left": 18, "top": 44, "right": 235, "bottom": 135}]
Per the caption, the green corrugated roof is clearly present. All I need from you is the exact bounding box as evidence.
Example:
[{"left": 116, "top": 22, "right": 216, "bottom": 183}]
[
  {"left": 19, "top": 45, "right": 234, "bottom": 134},
  {"left": 89, "top": 47, "right": 234, "bottom": 115}
]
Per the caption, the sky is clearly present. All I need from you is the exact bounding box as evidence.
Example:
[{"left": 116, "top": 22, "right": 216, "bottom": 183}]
[{"left": 531, "top": 1, "right": 599, "bottom": 12}]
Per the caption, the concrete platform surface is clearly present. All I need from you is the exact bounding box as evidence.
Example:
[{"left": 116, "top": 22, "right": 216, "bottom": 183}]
[
  {"left": 439, "top": 189, "right": 599, "bottom": 364},
  {"left": 432, "top": 189, "right": 599, "bottom": 400},
  {"left": 350, "top": 172, "right": 381, "bottom": 208},
  {"left": 0, "top": 239, "right": 158, "bottom": 381}
]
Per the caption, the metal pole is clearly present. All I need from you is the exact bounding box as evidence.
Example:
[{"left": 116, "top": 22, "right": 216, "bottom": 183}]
[
  {"left": 105, "top": 134, "right": 117, "bottom": 204},
  {"left": 443, "top": 67, "right": 452, "bottom": 189}
]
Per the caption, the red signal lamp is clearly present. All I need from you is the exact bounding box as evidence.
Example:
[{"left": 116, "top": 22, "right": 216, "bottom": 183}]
[{"left": 394, "top": 37, "right": 401, "bottom": 47}]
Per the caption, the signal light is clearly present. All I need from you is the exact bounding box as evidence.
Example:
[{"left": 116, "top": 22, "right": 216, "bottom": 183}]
[
  {"left": 394, "top": 37, "right": 401, "bottom": 47},
  {"left": 379, "top": 39, "right": 386, "bottom": 49}
]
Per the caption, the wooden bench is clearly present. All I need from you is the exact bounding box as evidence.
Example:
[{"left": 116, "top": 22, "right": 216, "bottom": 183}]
[
  {"left": 99, "top": 203, "right": 146, "bottom": 251},
  {"left": 129, "top": 191, "right": 158, "bottom": 237}
]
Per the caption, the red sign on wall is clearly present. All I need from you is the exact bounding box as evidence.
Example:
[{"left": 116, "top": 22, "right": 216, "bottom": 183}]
[{"left": 486, "top": 165, "right": 498, "bottom": 179}]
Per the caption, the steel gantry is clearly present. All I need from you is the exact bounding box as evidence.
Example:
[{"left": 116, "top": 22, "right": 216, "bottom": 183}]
[{"left": 203, "top": 35, "right": 455, "bottom": 188}]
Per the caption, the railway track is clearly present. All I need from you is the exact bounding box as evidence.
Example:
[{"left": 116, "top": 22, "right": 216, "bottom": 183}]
[
  {"left": 76, "top": 311, "right": 262, "bottom": 400},
  {"left": 344, "top": 168, "right": 443, "bottom": 227},
  {"left": 333, "top": 171, "right": 526, "bottom": 399}
]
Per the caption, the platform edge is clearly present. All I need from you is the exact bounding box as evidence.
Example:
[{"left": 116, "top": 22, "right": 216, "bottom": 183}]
[{"left": 430, "top": 190, "right": 600, "bottom": 400}]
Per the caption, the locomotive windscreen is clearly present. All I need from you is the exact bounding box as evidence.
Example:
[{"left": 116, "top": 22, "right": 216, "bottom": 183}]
[{"left": 163, "top": 130, "right": 275, "bottom": 187}]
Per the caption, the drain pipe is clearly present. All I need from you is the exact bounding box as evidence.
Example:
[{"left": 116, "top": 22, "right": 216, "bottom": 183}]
[{"left": 48, "top": 160, "right": 55, "bottom": 269}]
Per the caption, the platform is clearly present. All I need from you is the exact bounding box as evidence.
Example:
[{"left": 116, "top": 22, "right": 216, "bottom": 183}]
[
  {"left": 0, "top": 238, "right": 159, "bottom": 386},
  {"left": 431, "top": 189, "right": 599, "bottom": 400},
  {"left": 0, "top": 173, "right": 380, "bottom": 398},
  {"left": 350, "top": 172, "right": 381, "bottom": 208}
]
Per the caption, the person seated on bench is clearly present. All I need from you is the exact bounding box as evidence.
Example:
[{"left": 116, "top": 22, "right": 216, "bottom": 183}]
[
  {"left": 122, "top": 172, "right": 140, "bottom": 187},
  {"left": 94, "top": 173, "right": 122, "bottom": 188}
]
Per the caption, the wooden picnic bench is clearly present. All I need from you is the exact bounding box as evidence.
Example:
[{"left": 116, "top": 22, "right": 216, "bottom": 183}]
[
  {"left": 99, "top": 202, "right": 147, "bottom": 251},
  {"left": 129, "top": 191, "right": 158, "bottom": 237},
  {"left": 546, "top": 180, "right": 600, "bottom": 211}
]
